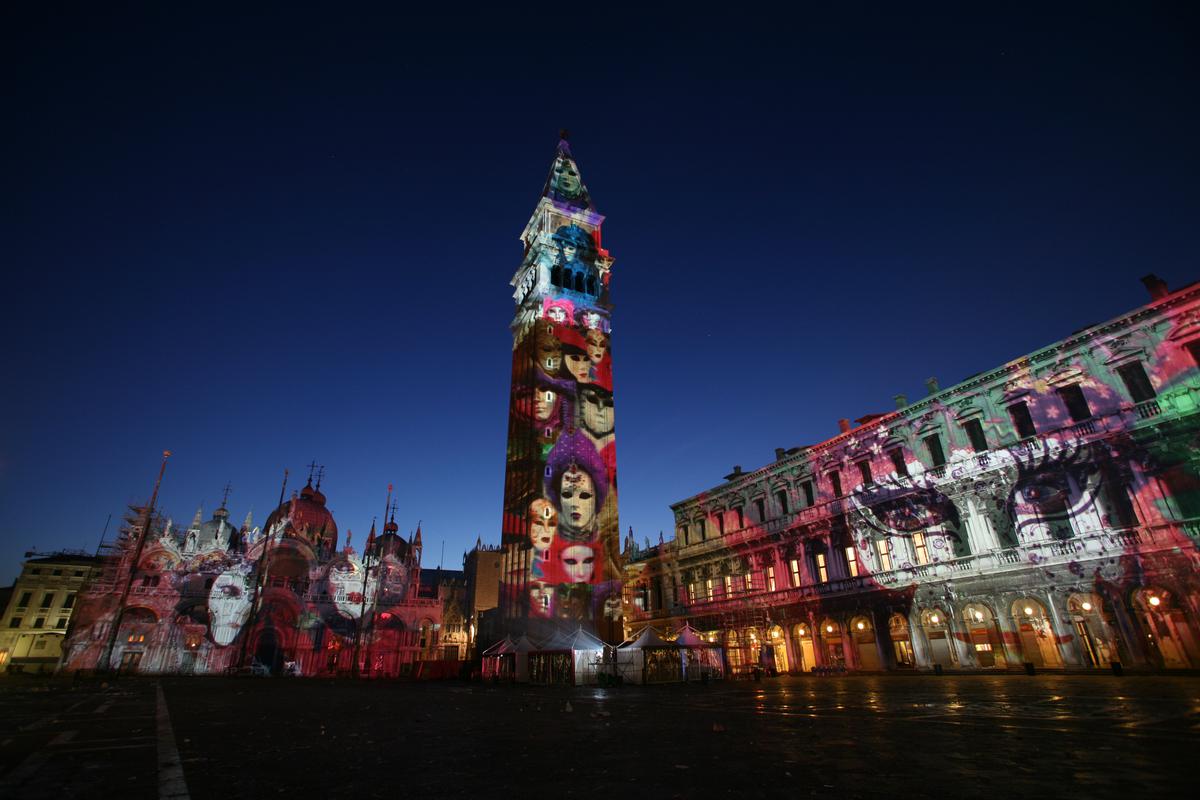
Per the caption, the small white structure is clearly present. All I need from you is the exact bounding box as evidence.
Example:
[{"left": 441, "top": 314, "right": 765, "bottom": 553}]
[
  {"left": 617, "top": 626, "right": 684, "bottom": 684},
  {"left": 529, "top": 627, "right": 609, "bottom": 685},
  {"left": 674, "top": 624, "right": 725, "bottom": 681},
  {"left": 481, "top": 636, "right": 516, "bottom": 681}
]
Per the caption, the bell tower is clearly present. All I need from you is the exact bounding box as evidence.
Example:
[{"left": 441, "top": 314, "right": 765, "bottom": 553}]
[{"left": 499, "top": 133, "right": 622, "bottom": 642}]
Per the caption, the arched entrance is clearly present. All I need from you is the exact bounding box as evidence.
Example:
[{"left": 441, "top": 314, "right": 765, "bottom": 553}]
[
  {"left": 1133, "top": 588, "right": 1200, "bottom": 668},
  {"left": 792, "top": 623, "right": 815, "bottom": 672},
  {"left": 961, "top": 603, "right": 1005, "bottom": 668},
  {"left": 820, "top": 619, "right": 844, "bottom": 668},
  {"left": 919, "top": 608, "right": 953, "bottom": 668},
  {"left": 1013, "top": 598, "right": 1063, "bottom": 668},
  {"left": 1067, "top": 593, "right": 1117, "bottom": 668},
  {"left": 766, "top": 625, "right": 789, "bottom": 673},
  {"left": 725, "top": 630, "right": 744, "bottom": 674},
  {"left": 888, "top": 613, "right": 914, "bottom": 668},
  {"left": 850, "top": 616, "right": 881, "bottom": 670}
]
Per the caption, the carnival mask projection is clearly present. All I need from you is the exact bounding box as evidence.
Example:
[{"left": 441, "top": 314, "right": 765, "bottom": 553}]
[{"left": 500, "top": 211, "right": 620, "bottom": 638}]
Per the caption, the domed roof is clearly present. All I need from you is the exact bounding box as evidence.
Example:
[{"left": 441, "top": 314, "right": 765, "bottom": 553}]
[
  {"left": 263, "top": 481, "right": 338, "bottom": 552},
  {"left": 194, "top": 507, "right": 238, "bottom": 550}
]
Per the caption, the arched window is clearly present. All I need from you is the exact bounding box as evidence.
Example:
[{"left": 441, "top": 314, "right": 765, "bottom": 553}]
[
  {"left": 574, "top": 272, "right": 585, "bottom": 293},
  {"left": 551, "top": 265, "right": 562, "bottom": 287}
]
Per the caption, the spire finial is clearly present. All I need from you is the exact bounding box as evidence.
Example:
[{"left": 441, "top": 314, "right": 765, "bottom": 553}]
[
  {"left": 315, "top": 465, "right": 325, "bottom": 490},
  {"left": 221, "top": 482, "right": 232, "bottom": 510},
  {"left": 306, "top": 460, "right": 320, "bottom": 484},
  {"left": 559, "top": 128, "right": 569, "bottom": 141}
]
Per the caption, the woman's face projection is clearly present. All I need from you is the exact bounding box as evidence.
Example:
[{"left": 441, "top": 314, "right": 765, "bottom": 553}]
[
  {"left": 560, "top": 467, "right": 597, "bottom": 532},
  {"left": 561, "top": 544, "right": 596, "bottom": 583},
  {"left": 535, "top": 389, "right": 557, "bottom": 422},
  {"left": 529, "top": 582, "right": 553, "bottom": 617},
  {"left": 529, "top": 499, "right": 558, "bottom": 551},
  {"left": 564, "top": 351, "right": 592, "bottom": 383},
  {"left": 207, "top": 568, "right": 253, "bottom": 646},
  {"left": 551, "top": 157, "right": 582, "bottom": 198},
  {"left": 537, "top": 333, "right": 562, "bottom": 375},
  {"left": 854, "top": 478, "right": 962, "bottom": 546},
  {"left": 586, "top": 330, "right": 607, "bottom": 364},
  {"left": 1006, "top": 443, "right": 1103, "bottom": 537},
  {"left": 580, "top": 386, "right": 614, "bottom": 436}
]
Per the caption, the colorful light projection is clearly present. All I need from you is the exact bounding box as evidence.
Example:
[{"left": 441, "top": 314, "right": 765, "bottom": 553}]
[
  {"left": 500, "top": 138, "right": 622, "bottom": 642},
  {"left": 61, "top": 484, "right": 444, "bottom": 676}
]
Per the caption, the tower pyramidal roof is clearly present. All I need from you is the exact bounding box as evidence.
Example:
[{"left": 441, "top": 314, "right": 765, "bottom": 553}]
[{"left": 541, "top": 130, "right": 594, "bottom": 211}]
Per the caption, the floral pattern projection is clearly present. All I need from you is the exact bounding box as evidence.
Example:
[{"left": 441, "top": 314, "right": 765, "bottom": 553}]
[
  {"left": 62, "top": 483, "right": 443, "bottom": 676},
  {"left": 500, "top": 139, "right": 623, "bottom": 644},
  {"left": 643, "top": 284, "right": 1200, "bottom": 674}
]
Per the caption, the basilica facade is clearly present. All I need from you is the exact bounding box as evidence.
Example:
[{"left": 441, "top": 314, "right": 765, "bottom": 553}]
[
  {"left": 61, "top": 479, "right": 460, "bottom": 677},
  {"left": 623, "top": 275, "right": 1200, "bottom": 673}
]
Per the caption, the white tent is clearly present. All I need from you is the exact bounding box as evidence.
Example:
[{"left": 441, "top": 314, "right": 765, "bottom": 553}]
[
  {"left": 511, "top": 634, "right": 538, "bottom": 683},
  {"left": 617, "top": 626, "right": 684, "bottom": 684},
  {"left": 673, "top": 624, "right": 725, "bottom": 681},
  {"left": 481, "top": 636, "right": 516, "bottom": 681},
  {"left": 529, "top": 626, "right": 610, "bottom": 685}
]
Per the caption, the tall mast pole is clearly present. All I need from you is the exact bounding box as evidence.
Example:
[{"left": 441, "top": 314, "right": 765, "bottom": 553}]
[
  {"left": 100, "top": 450, "right": 170, "bottom": 673},
  {"left": 239, "top": 467, "right": 288, "bottom": 669}
]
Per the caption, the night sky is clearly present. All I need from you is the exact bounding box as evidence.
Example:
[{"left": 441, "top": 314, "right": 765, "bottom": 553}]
[{"left": 3, "top": 6, "right": 1198, "bottom": 583}]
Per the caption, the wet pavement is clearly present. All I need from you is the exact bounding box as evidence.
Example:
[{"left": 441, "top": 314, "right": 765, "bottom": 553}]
[{"left": 1, "top": 673, "right": 1196, "bottom": 798}]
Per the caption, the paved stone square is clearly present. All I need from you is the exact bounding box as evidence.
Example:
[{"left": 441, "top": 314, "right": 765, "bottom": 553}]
[{"left": 1, "top": 674, "right": 1196, "bottom": 798}]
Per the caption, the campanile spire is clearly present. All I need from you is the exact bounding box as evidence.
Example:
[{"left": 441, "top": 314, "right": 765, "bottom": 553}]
[{"left": 499, "top": 134, "right": 622, "bottom": 643}]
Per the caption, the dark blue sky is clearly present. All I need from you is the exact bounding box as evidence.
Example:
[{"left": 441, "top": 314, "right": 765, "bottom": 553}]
[{"left": 3, "top": 5, "right": 1198, "bottom": 582}]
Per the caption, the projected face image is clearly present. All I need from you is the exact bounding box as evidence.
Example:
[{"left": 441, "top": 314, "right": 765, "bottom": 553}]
[
  {"left": 537, "top": 335, "right": 562, "bottom": 375},
  {"left": 530, "top": 499, "right": 558, "bottom": 551},
  {"left": 551, "top": 156, "right": 582, "bottom": 199},
  {"left": 564, "top": 351, "right": 592, "bottom": 383},
  {"left": 530, "top": 582, "right": 554, "bottom": 617},
  {"left": 207, "top": 568, "right": 253, "bottom": 646},
  {"left": 580, "top": 386, "right": 614, "bottom": 436},
  {"left": 561, "top": 544, "right": 596, "bottom": 583},
  {"left": 560, "top": 467, "right": 597, "bottom": 532},
  {"left": 535, "top": 389, "right": 557, "bottom": 421},
  {"left": 329, "top": 560, "right": 372, "bottom": 619},
  {"left": 586, "top": 330, "right": 607, "bottom": 363}
]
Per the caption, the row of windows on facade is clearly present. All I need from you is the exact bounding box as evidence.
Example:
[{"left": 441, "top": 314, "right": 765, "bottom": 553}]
[
  {"left": 25, "top": 567, "right": 88, "bottom": 578},
  {"left": 549, "top": 265, "right": 598, "bottom": 295},
  {"left": 11, "top": 591, "right": 76, "bottom": 612},
  {"left": 677, "top": 538, "right": 940, "bottom": 607},
  {"left": 679, "top": 361, "right": 1161, "bottom": 545}
]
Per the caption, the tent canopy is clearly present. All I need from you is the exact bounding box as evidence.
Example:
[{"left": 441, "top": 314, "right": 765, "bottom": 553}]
[
  {"left": 481, "top": 636, "right": 516, "bottom": 656},
  {"left": 621, "top": 626, "right": 678, "bottom": 649},
  {"left": 674, "top": 624, "right": 709, "bottom": 647}
]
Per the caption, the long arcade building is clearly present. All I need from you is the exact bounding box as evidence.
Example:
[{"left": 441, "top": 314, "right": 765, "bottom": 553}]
[{"left": 624, "top": 275, "right": 1200, "bottom": 672}]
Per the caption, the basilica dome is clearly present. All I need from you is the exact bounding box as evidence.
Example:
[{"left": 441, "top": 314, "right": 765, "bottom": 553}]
[{"left": 263, "top": 481, "right": 338, "bottom": 554}]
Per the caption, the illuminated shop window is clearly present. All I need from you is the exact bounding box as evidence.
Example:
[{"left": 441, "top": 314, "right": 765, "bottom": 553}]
[
  {"left": 814, "top": 553, "right": 829, "bottom": 583},
  {"left": 912, "top": 532, "right": 930, "bottom": 565},
  {"left": 776, "top": 490, "right": 789, "bottom": 515},
  {"left": 788, "top": 559, "right": 801, "bottom": 587},
  {"left": 845, "top": 546, "right": 859, "bottom": 578},
  {"left": 857, "top": 460, "right": 872, "bottom": 486},
  {"left": 888, "top": 448, "right": 908, "bottom": 477},
  {"left": 723, "top": 575, "right": 733, "bottom": 596},
  {"left": 801, "top": 481, "right": 815, "bottom": 506},
  {"left": 875, "top": 540, "right": 893, "bottom": 571},
  {"left": 828, "top": 471, "right": 843, "bottom": 498},
  {"left": 1116, "top": 362, "right": 1156, "bottom": 403},
  {"left": 963, "top": 418, "right": 988, "bottom": 452},
  {"left": 924, "top": 434, "right": 946, "bottom": 468},
  {"left": 766, "top": 566, "right": 776, "bottom": 592},
  {"left": 1009, "top": 401, "right": 1037, "bottom": 439},
  {"left": 1057, "top": 384, "right": 1093, "bottom": 422}
]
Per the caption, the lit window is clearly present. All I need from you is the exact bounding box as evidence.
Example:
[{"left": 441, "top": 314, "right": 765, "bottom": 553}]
[
  {"left": 912, "top": 532, "right": 929, "bottom": 565},
  {"left": 766, "top": 566, "right": 776, "bottom": 592},
  {"left": 788, "top": 559, "right": 801, "bottom": 587},
  {"left": 815, "top": 553, "right": 828, "bottom": 583},
  {"left": 705, "top": 579, "right": 714, "bottom": 600},
  {"left": 845, "top": 546, "right": 859, "bottom": 577},
  {"left": 743, "top": 571, "right": 752, "bottom": 592},
  {"left": 875, "top": 540, "right": 893, "bottom": 572},
  {"left": 723, "top": 575, "right": 733, "bottom": 596},
  {"left": 687, "top": 583, "right": 696, "bottom": 603}
]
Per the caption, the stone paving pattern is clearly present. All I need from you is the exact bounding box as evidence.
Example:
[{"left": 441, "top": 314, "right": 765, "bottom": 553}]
[{"left": 1, "top": 675, "right": 1196, "bottom": 798}]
